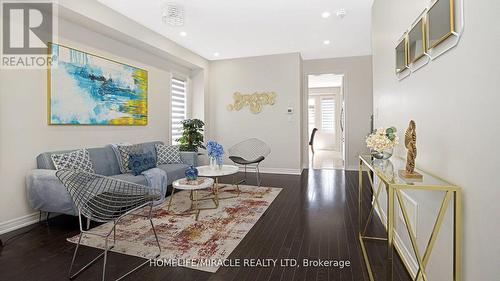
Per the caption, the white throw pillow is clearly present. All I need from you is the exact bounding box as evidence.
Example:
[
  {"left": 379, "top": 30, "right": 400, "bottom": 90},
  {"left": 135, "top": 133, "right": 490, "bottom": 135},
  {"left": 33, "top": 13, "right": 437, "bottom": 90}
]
[{"left": 51, "top": 149, "right": 95, "bottom": 173}]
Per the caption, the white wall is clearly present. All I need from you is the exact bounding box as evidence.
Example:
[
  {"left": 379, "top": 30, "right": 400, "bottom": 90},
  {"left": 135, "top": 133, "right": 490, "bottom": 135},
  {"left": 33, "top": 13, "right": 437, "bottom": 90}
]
[
  {"left": 209, "top": 53, "right": 303, "bottom": 174},
  {"left": 0, "top": 14, "right": 208, "bottom": 228},
  {"left": 372, "top": 0, "right": 500, "bottom": 280},
  {"left": 303, "top": 56, "right": 373, "bottom": 170}
]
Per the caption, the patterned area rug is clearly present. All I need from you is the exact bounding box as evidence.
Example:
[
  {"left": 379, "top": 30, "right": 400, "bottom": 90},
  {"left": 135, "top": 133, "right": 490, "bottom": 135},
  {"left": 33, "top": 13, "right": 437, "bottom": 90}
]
[{"left": 67, "top": 185, "right": 281, "bottom": 272}]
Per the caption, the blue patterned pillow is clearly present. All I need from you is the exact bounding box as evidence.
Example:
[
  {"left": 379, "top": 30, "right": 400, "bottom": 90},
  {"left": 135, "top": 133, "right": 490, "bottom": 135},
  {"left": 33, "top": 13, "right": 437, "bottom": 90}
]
[{"left": 128, "top": 152, "right": 157, "bottom": 176}]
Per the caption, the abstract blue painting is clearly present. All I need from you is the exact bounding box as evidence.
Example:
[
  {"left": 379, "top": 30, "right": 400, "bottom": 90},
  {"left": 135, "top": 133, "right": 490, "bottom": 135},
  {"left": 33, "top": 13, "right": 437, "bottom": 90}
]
[{"left": 48, "top": 43, "right": 148, "bottom": 125}]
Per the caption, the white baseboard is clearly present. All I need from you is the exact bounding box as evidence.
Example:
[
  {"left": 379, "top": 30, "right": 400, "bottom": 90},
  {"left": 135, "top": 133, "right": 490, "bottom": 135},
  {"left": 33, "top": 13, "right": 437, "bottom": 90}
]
[
  {"left": 237, "top": 167, "right": 302, "bottom": 175},
  {"left": 0, "top": 212, "right": 47, "bottom": 235}
]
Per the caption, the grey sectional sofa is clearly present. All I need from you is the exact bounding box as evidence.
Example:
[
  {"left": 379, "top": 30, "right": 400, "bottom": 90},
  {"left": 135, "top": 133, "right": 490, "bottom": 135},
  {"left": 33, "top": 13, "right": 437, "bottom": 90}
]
[{"left": 26, "top": 141, "right": 197, "bottom": 216}]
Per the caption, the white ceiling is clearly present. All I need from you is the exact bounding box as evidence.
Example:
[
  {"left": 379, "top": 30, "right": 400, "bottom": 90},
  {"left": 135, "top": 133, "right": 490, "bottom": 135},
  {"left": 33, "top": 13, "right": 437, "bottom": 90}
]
[
  {"left": 98, "top": 0, "right": 373, "bottom": 60},
  {"left": 308, "top": 74, "right": 343, "bottom": 88}
]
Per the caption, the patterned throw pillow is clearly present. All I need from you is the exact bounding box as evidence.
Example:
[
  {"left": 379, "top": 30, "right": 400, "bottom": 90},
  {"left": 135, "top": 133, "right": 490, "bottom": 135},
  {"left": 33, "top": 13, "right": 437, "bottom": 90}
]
[
  {"left": 117, "top": 144, "right": 143, "bottom": 173},
  {"left": 51, "top": 149, "right": 95, "bottom": 173},
  {"left": 156, "top": 144, "right": 182, "bottom": 165},
  {"left": 128, "top": 152, "right": 157, "bottom": 176}
]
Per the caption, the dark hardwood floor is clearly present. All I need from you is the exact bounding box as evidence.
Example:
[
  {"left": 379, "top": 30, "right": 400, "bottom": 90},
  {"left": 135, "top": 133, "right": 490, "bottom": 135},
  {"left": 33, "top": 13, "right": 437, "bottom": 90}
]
[{"left": 0, "top": 170, "right": 411, "bottom": 281}]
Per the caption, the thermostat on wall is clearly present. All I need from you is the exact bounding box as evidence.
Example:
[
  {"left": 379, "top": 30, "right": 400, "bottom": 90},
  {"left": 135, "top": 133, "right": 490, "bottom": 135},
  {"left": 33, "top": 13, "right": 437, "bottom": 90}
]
[{"left": 287, "top": 107, "right": 293, "bottom": 114}]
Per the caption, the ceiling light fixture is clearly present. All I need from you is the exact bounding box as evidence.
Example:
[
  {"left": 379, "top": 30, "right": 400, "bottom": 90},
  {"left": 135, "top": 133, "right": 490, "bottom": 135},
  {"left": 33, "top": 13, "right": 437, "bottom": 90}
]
[
  {"left": 321, "top": 11, "right": 331, "bottom": 18},
  {"left": 179, "top": 31, "right": 187, "bottom": 37},
  {"left": 162, "top": 2, "right": 185, "bottom": 26},
  {"left": 336, "top": 8, "right": 347, "bottom": 19},
  {"left": 213, "top": 52, "right": 220, "bottom": 57},
  {"left": 323, "top": 40, "right": 331, "bottom": 45}
]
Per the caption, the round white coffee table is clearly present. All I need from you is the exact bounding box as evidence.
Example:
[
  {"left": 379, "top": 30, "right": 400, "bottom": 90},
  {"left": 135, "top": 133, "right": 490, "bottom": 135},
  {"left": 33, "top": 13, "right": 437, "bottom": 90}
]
[
  {"left": 197, "top": 165, "right": 240, "bottom": 201},
  {"left": 168, "top": 177, "right": 215, "bottom": 220}
]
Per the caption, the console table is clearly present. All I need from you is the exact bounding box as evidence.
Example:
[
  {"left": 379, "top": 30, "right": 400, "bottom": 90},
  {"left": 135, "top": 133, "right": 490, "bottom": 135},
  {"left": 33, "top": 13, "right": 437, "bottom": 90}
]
[{"left": 358, "top": 154, "right": 462, "bottom": 281}]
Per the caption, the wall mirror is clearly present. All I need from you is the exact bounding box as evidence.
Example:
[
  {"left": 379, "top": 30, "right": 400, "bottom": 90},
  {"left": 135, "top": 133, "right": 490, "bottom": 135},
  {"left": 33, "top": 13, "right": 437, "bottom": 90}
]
[
  {"left": 395, "top": 37, "right": 408, "bottom": 73},
  {"left": 408, "top": 18, "right": 426, "bottom": 63},
  {"left": 427, "top": 0, "right": 455, "bottom": 50}
]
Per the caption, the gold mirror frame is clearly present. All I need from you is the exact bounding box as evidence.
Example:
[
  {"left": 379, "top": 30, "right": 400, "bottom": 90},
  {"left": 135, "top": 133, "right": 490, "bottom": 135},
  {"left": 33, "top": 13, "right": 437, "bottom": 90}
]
[
  {"left": 426, "top": 0, "right": 455, "bottom": 51},
  {"left": 395, "top": 36, "right": 409, "bottom": 74},
  {"left": 408, "top": 17, "right": 427, "bottom": 64}
]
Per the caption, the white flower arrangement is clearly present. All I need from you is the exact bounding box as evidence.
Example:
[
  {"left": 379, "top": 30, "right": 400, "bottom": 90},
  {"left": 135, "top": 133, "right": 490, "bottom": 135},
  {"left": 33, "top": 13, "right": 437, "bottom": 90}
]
[{"left": 366, "top": 127, "right": 399, "bottom": 151}]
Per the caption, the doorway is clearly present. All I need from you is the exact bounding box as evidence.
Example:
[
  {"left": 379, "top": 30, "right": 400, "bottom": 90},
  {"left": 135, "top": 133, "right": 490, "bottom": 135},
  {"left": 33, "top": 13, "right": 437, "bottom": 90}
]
[{"left": 307, "top": 73, "right": 345, "bottom": 169}]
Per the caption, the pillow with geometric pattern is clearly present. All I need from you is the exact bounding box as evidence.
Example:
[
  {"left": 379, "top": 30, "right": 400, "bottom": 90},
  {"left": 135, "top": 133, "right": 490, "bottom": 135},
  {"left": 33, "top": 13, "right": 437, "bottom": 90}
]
[
  {"left": 116, "top": 144, "right": 144, "bottom": 174},
  {"left": 155, "top": 144, "right": 182, "bottom": 165},
  {"left": 51, "top": 149, "right": 95, "bottom": 173},
  {"left": 128, "top": 151, "right": 157, "bottom": 176}
]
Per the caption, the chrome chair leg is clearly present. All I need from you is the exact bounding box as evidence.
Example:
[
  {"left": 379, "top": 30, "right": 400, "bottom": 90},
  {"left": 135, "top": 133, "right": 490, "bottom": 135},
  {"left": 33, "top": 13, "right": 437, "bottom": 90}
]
[
  {"left": 256, "top": 164, "right": 261, "bottom": 187},
  {"left": 102, "top": 237, "right": 109, "bottom": 281},
  {"left": 69, "top": 233, "right": 83, "bottom": 278},
  {"left": 244, "top": 165, "right": 247, "bottom": 183},
  {"left": 113, "top": 222, "right": 116, "bottom": 245},
  {"left": 69, "top": 236, "right": 110, "bottom": 280},
  {"left": 150, "top": 218, "right": 161, "bottom": 255}
]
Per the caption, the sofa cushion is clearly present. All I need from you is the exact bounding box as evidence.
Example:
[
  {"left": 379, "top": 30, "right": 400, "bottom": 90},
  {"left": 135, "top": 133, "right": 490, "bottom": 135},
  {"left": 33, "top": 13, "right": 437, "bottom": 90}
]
[
  {"left": 51, "top": 149, "right": 95, "bottom": 173},
  {"left": 156, "top": 144, "right": 182, "bottom": 165},
  {"left": 110, "top": 173, "right": 148, "bottom": 186},
  {"left": 128, "top": 151, "right": 157, "bottom": 176}
]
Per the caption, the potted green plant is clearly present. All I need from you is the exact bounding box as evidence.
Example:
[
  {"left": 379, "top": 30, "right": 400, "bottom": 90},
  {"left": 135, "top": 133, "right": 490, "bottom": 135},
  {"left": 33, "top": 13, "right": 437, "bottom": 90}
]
[{"left": 177, "top": 119, "right": 205, "bottom": 152}]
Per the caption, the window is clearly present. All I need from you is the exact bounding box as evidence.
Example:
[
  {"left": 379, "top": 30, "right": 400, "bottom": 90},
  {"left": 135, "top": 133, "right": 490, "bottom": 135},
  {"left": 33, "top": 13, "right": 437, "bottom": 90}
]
[
  {"left": 321, "top": 97, "right": 335, "bottom": 132},
  {"left": 171, "top": 77, "right": 187, "bottom": 144}
]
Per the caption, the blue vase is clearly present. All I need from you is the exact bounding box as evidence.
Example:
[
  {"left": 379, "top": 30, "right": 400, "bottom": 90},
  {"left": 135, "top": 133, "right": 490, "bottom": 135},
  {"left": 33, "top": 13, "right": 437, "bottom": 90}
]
[{"left": 185, "top": 165, "right": 198, "bottom": 181}]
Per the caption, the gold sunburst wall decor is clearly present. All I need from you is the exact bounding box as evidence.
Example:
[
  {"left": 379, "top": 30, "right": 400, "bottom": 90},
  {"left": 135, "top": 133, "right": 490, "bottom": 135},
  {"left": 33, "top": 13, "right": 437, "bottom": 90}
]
[{"left": 226, "top": 91, "right": 277, "bottom": 114}]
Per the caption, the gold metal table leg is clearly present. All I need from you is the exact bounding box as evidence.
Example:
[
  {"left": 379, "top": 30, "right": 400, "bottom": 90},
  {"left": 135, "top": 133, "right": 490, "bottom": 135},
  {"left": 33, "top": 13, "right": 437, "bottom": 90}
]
[
  {"left": 216, "top": 176, "right": 242, "bottom": 199},
  {"left": 193, "top": 190, "right": 200, "bottom": 221},
  {"left": 387, "top": 183, "right": 394, "bottom": 281},
  {"left": 169, "top": 186, "right": 218, "bottom": 220},
  {"left": 358, "top": 159, "right": 376, "bottom": 281},
  {"left": 167, "top": 186, "right": 176, "bottom": 211},
  {"left": 454, "top": 191, "right": 462, "bottom": 281},
  {"left": 359, "top": 159, "right": 363, "bottom": 234}
]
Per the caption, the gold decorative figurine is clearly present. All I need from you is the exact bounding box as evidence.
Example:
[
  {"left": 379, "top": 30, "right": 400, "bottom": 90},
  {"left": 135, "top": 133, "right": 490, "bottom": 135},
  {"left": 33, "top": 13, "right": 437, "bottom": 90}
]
[{"left": 399, "top": 120, "right": 423, "bottom": 179}]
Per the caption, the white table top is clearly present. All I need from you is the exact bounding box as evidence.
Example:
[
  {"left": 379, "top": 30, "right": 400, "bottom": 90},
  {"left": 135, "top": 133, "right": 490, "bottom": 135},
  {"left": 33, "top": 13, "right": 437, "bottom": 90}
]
[
  {"left": 172, "top": 177, "right": 214, "bottom": 190},
  {"left": 197, "top": 165, "right": 239, "bottom": 177}
]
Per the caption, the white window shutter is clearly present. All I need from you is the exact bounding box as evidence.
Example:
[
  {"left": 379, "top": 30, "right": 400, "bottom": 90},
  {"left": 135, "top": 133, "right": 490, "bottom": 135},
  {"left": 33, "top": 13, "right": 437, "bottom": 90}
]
[
  {"left": 321, "top": 97, "right": 335, "bottom": 132},
  {"left": 171, "top": 77, "right": 186, "bottom": 144}
]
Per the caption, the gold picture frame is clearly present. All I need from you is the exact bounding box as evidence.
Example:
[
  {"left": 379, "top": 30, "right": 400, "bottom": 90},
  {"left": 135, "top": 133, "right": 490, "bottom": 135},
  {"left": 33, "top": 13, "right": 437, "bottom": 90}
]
[
  {"left": 426, "top": 0, "right": 455, "bottom": 51},
  {"left": 395, "top": 36, "right": 408, "bottom": 74},
  {"left": 408, "top": 17, "right": 427, "bottom": 64},
  {"left": 47, "top": 42, "right": 148, "bottom": 126}
]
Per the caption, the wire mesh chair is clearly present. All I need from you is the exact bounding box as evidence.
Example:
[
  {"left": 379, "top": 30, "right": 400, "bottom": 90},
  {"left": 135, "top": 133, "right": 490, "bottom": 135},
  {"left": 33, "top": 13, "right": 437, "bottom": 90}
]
[
  {"left": 228, "top": 138, "right": 271, "bottom": 187},
  {"left": 56, "top": 169, "right": 162, "bottom": 281}
]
